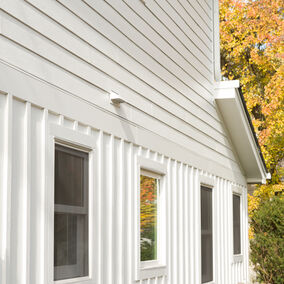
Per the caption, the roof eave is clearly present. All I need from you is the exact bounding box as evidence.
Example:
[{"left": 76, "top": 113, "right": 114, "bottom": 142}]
[{"left": 214, "top": 80, "right": 270, "bottom": 184}]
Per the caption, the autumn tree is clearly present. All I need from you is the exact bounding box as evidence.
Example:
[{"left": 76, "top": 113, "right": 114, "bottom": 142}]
[
  {"left": 220, "top": 1, "right": 284, "bottom": 281},
  {"left": 219, "top": 0, "right": 284, "bottom": 213}
]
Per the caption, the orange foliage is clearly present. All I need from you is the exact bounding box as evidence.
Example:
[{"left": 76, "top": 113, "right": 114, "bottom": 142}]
[
  {"left": 220, "top": 0, "right": 284, "bottom": 183},
  {"left": 220, "top": 0, "right": 284, "bottom": 237}
]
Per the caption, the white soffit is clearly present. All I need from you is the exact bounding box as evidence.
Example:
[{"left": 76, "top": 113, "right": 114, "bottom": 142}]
[{"left": 215, "top": 80, "right": 270, "bottom": 184}]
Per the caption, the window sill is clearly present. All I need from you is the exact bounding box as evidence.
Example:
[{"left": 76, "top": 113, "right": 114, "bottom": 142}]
[
  {"left": 233, "top": 254, "right": 243, "bottom": 263},
  {"left": 138, "top": 263, "right": 167, "bottom": 280},
  {"left": 55, "top": 276, "right": 93, "bottom": 284}
]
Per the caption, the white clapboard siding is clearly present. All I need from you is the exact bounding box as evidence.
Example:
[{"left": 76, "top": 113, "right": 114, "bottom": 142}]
[
  {"left": 123, "top": 0, "right": 212, "bottom": 82},
  {"left": 149, "top": 0, "right": 212, "bottom": 57},
  {"left": 0, "top": 1, "right": 219, "bottom": 124},
  {"left": 96, "top": 0, "right": 213, "bottom": 95},
  {"left": 45, "top": 0, "right": 215, "bottom": 110},
  {"left": 0, "top": 93, "right": 249, "bottom": 284},
  {"left": 0, "top": 3, "right": 243, "bottom": 167},
  {"left": 0, "top": 0, "right": 239, "bottom": 165},
  {"left": 0, "top": 39, "right": 238, "bottom": 166},
  {"left": 166, "top": 0, "right": 212, "bottom": 46},
  {"left": 0, "top": 2, "right": 220, "bottom": 115}
]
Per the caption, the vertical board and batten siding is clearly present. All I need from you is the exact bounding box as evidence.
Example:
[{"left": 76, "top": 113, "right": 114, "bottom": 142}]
[{"left": 0, "top": 94, "right": 249, "bottom": 284}]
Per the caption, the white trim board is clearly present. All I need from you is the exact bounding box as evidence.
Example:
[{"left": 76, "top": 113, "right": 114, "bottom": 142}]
[{"left": 215, "top": 81, "right": 269, "bottom": 184}]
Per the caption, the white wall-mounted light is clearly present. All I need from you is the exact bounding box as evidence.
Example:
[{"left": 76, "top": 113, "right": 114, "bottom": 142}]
[{"left": 109, "top": 91, "right": 125, "bottom": 106}]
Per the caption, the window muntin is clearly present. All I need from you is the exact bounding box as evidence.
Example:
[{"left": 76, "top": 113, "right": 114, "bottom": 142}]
[
  {"left": 140, "top": 173, "right": 159, "bottom": 262},
  {"left": 233, "top": 194, "right": 241, "bottom": 255},
  {"left": 54, "top": 144, "right": 89, "bottom": 281},
  {"left": 201, "top": 185, "right": 213, "bottom": 283}
]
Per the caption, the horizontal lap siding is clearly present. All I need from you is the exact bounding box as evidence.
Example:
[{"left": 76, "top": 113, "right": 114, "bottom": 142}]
[
  {"left": 0, "top": 0, "right": 241, "bottom": 167},
  {"left": 0, "top": 94, "right": 249, "bottom": 284}
]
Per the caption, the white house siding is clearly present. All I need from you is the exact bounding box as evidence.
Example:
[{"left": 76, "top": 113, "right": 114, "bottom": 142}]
[
  {"left": 0, "top": 0, "right": 249, "bottom": 283},
  {"left": 0, "top": 0, "right": 244, "bottom": 173},
  {"left": 0, "top": 92, "right": 249, "bottom": 284}
]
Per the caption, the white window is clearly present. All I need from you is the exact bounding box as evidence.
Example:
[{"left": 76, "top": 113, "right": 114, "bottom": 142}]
[
  {"left": 54, "top": 144, "right": 89, "bottom": 280},
  {"left": 140, "top": 170, "right": 160, "bottom": 263},
  {"left": 47, "top": 124, "right": 96, "bottom": 284},
  {"left": 198, "top": 175, "right": 216, "bottom": 284},
  {"left": 233, "top": 194, "right": 241, "bottom": 255},
  {"left": 135, "top": 157, "right": 167, "bottom": 280},
  {"left": 201, "top": 185, "right": 213, "bottom": 283}
]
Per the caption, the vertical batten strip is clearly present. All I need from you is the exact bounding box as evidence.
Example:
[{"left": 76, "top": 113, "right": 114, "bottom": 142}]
[
  {"left": 225, "top": 180, "right": 230, "bottom": 283},
  {"left": 88, "top": 130, "right": 95, "bottom": 283},
  {"left": 213, "top": 175, "right": 217, "bottom": 284},
  {"left": 230, "top": 183, "right": 234, "bottom": 283},
  {"left": 172, "top": 160, "right": 178, "bottom": 283},
  {"left": 96, "top": 130, "right": 103, "bottom": 284},
  {"left": 131, "top": 144, "right": 137, "bottom": 283},
  {"left": 0, "top": 93, "right": 5, "bottom": 284},
  {"left": 166, "top": 158, "right": 172, "bottom": 284},
  {"left": 229, "top": 181, "right": 233, "bottom": 283},
  {"left": 126, "top": 143, "right": 133, "bottom": 284},
  {"left": 223, "top": 179, "right": 227, "bottom": 283},
  {"left": 195, "top": 169, "right": 201, "bottom": 284},
  {"left": 184, "top": 165, "right": 189, "bottom": 283},
  {"left": 244, "top": 188, "right": 249, "bottom": 283},
  {"left": 41, "top": 109, "right": 48, "bottom": 284},
  {"left": 1, "top": 94, "right": 13, "bottom": 284},
  {"left": 178, "top": 163, "right": 184, "bottom": 283},
  {"left": 215, "top": 177, "right": 219, "bottom": 284},
  {"left": 189, "top": 166, "right": 194, "bottom": 284},
  {"left": 22, "top": 102, "right": 31, "bottom": 284},
  {"left": 108, "top": 135, "right": 114, "bottom": 284},
  {"left": 220, "top": 179, "right": 225, "bottom": 284},
  {"left": 216, "top": 178, "right": 221, "bottom": 284},
  {"left": 117, "top": 139, "right": 124, "bottom": 284}
]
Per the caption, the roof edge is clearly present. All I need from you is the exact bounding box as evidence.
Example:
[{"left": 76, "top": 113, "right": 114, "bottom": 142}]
[
  {"left": 215, "top": 81, "right": 270, "bottom": 184},
  {"left": 237, "top": 87, "right": 268, "bottom": 174}
]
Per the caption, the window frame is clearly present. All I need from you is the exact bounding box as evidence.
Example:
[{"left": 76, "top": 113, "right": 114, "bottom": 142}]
[
  {"left": 135, "top": 156, "right": 167, "bottom": 280},
  {"left": 54, "top": 144, "right": 89, "bottom": 281},
  {"left": 198, "top": 175, "right": 216, "bottom": 284},
  {"left": 232, "top": 186, "right": 243, "bottom": 263},
  {"left": 46, "top": 123, "right": 96, "bottom": 284}
]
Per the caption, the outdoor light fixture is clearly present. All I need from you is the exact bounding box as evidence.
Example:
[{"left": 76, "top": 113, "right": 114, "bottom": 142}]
[{"left": 109, "top": 91, "right": 125, "bottom": 106}]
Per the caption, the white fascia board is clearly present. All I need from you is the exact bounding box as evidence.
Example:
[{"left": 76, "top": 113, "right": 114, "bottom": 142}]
[
  {"left": 215, "top": 80, "right": 240, "bottom": 90},
  {"left": 215, "top": 81, "right": 269, "bottom": 184}
]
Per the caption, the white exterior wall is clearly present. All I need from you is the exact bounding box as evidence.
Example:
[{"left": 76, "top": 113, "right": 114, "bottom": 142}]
[
  {"left": 0, "top": 93, "right": 249, "bottom": 284},
  {"left": 0, "top": 0, "right": 250, "bottom": 283}
]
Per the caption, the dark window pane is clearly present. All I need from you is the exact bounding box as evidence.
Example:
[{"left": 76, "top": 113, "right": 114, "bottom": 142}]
[
  {"left": 140, "top": 174, "right": 158, "bottom": 261},
  {"left": 55, "top": 145, "right": 88, "bottom": 207},
  {"left": 201, "top": 186, "right": 213, "bottom": 283},
  {"left": 54, "top": 213, "right": 77, "bottom": 266},
  {"left": 54, "top": 144, "right": 89, "bottom": 281},
  {"left": 233, "top": 194, "right": 241, "bottom": 255}
]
